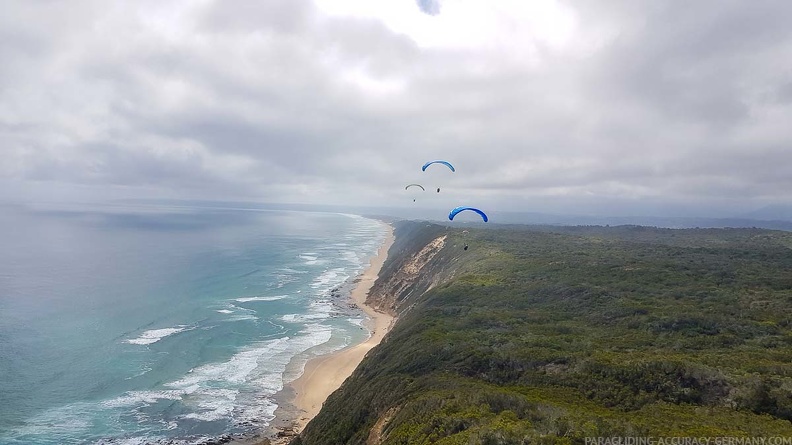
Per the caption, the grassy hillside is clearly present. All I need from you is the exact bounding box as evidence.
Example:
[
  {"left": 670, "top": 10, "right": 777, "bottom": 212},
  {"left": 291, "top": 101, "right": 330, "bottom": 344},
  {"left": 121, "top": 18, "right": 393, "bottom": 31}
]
[{"left": 297, "top": 222, "right": 792, "bottom": 444}]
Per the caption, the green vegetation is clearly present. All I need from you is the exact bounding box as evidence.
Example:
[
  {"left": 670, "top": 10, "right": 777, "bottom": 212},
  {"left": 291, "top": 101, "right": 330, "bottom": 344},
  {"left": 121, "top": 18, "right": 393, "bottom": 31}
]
[{"left": 297, "top": 223, "right": 792, "bottom": 444}]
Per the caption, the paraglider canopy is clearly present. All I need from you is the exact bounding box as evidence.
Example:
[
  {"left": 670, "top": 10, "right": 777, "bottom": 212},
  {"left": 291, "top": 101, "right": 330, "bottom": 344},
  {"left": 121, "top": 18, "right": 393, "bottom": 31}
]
[
  {"left": 448, "top": 206, "right": 489, "bottom": 222},
  {"left": 405, "top": 184, "right": 426, "bottom": 191},
  {"left": 421, "top": 160, "right": 455, "bottom": 172}
]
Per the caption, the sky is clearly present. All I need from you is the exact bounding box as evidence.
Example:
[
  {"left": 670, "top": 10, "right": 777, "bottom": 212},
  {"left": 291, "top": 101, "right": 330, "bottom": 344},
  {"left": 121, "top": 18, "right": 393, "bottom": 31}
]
[{"left": 2, "top": 0, "right": 792, "bottom": 218}]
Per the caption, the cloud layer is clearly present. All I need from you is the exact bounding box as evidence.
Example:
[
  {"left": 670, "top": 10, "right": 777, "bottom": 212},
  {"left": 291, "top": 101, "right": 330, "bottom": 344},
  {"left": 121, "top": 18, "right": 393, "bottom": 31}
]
[{"left": 2, "top": 0, "right": 791, "bottom": 216}]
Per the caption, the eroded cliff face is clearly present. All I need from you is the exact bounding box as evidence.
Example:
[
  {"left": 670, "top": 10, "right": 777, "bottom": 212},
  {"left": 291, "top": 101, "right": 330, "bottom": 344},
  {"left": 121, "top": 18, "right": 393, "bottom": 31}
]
[
  {"left": 365, "top": 221, "right": 457, "bottom": 315},
  {"left": 295, "top": 221, "right": 471, "bottom": 445}
]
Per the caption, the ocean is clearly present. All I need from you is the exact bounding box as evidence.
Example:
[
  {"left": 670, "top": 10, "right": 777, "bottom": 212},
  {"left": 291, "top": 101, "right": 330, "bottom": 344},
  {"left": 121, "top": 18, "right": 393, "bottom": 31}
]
[{"left": 0, "top": 203, "right": 388, "bottom": 444}]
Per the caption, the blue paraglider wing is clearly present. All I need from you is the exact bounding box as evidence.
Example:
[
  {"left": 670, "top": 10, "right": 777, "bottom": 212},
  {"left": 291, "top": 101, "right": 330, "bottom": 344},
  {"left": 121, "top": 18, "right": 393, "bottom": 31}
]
[
  {"left": 421, "top": 160, "right": 455, "bottom": 172},
  {"left": 448, "top": 206, "right": 488, "bottom": 222},
  {"left": 405, "top": 184, "right": 426, "bottom": 191}
]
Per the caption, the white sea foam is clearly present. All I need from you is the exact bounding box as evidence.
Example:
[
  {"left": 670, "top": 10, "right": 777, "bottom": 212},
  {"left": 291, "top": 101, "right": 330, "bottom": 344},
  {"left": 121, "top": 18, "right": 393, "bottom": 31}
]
[
  {"left": 281, "top": 313, "right": 328, "bottom": 323},
  {"left": 93, "top": 338, "right": 294, "bottom": 434},
  {"left": 228, "top": 303, "right": 255, "bottom": 312},
  {"left": 3, "top": 395, "right": 180, "bottom": 444},
  {"left": 231, "top": 326, "right": 331, "bottom": 424},
  {"left": 216, "top": 309, "right": 234, "bottom": 314},
  {"left": 310, "top": 267, "right": 349, "bottom": 291},
  {"left": 111, "top": 437, "right": 166, "bottom": 445},
  {"left": 4, "top": 401, "right": 94, "bottom": 442},
  {"left": 168, "top": 337, "right": 291, "bottom": 388},
  {"left": 180, "top": 389, "right": 238, "bottom": 422},
  {"left": 125, "top": 326, "right": 190, "bottom": 345},
  {"left": 310, "top": 296, "right": 334, "bottom": 311},
  {"left": 274, "top": 271, "right": 299, "bottom": 288},
  {"left": 234, "top": 295, "right": 286, "bottom": 303},
  {"left": 348, "top": 317, "right": 366, "bottom": 328},
  {"left": 233, "top": 397, "right": 278, "bottom": 429},
  {"left": 163, "top": 325, "right": 333, "bottom": 426},
  {"left": 299, "top": 253, "right": 320, "bottom": 265},
  {"left": 253, "top": 324, "right": 333, "bottom": 391},
  {"left": 226, "top": 314, "right": 258, "bottom": 322},
  {"left": 342, "top": 249, "right": 361, "bottom": 264},
  {"left": 102, "top": 389, "right": 188, "bottom": 408}
]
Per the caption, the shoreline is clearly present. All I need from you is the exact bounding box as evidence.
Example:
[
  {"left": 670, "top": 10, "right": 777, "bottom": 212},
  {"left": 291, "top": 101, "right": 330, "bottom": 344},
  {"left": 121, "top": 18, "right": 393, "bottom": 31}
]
[{"left": 248, "top": 222, "right": 395, "bottom": 445}]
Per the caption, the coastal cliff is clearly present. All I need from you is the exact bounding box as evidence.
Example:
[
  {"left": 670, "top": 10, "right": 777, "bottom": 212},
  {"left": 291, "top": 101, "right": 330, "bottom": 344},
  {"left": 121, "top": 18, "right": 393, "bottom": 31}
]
[
  {"left": 293, "top": 222, "right": 792, "bottom": 444},
  {"left": 365, "top": 221, "right": 459, "bottom": 314}
]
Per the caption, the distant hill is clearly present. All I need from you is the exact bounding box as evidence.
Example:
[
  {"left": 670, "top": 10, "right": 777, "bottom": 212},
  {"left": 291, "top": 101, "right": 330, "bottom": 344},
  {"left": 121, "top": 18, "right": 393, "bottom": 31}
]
[
  {"left": 479, "top": 210, "right": 792, "bottom": 231},
  {"left": 295, "top": 221, "right": 792, "bottom": 444},
  {"left": 739, "top": 205, "right": 792, "bottom": 223},
  {"left": 113, "top": 199, "right": 792, "bottom": 232}
]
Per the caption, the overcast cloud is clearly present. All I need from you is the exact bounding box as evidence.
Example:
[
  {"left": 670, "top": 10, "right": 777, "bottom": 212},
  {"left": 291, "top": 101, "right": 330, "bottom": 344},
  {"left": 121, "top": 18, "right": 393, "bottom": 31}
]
[{"left": 2, "top": 0, "right": 791, "bottom": 217}]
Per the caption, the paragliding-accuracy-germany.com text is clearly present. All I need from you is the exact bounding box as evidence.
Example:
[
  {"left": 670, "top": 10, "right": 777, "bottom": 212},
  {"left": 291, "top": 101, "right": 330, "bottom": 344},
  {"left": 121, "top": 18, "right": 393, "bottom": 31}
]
[{"left": 585, "top": 437, "right": 792, "bottom": 445}]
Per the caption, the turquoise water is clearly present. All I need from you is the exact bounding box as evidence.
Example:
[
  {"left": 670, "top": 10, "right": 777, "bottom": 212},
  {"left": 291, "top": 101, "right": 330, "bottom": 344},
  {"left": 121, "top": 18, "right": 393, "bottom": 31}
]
[{"left": 0, "top": 204, "right": 387, "bottom": 444}]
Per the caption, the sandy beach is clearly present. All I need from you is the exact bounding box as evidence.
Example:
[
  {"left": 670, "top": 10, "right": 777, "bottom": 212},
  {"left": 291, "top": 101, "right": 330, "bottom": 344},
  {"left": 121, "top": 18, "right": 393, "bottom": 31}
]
[{"left": 256, "top": 222, "right": 395, "bottom": 444}]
